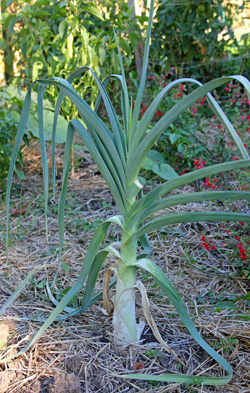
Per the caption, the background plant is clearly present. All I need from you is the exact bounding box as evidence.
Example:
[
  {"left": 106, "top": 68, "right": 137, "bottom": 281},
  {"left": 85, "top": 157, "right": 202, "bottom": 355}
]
[
  {"left": 0, "top": 85, "right": 28, "bottom": 190},
  {"left": 3, "top": 0, "right": 250, "bottom": 387},
  {"left": 151, "top": 0, "right": 249, "bottom": 81},
  {"left": 2, "top": 0, "right": 144, "bottom": 105}
]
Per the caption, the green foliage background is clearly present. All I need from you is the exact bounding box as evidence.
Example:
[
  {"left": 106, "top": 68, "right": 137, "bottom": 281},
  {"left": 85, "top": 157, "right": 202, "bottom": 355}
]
[{"left": 0, "top": 0, "right": 249, "bottom": 190}]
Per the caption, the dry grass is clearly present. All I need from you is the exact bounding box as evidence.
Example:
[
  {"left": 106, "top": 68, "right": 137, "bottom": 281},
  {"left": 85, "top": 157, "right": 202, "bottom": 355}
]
[{"left": 0, "top": 146, "right": 250, "bottom": 393}]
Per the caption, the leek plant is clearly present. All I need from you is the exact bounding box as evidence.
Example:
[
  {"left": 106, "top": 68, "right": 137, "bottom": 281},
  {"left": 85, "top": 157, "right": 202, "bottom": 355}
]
[{"left": 3, "top": 0, "right": 250, "bottom": 386}]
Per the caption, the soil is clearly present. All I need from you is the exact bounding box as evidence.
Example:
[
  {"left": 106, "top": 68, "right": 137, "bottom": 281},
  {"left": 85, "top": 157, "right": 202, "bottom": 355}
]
[{"left": 0, "top": 142, "right": 250, "bottom": 393}]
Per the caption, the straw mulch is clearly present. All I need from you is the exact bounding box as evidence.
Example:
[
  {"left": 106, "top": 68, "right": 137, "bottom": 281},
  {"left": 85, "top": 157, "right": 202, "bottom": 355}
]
[{"left": 0, "top": 146, "right": 250, "bottom": 393}]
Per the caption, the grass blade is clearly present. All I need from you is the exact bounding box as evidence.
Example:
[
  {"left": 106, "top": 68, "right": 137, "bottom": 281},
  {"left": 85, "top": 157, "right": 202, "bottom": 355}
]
[
  {"left": 6, "top": 86, "right": 33, "bottom": 249},
  {"left": 81, "top": 250, "right": 109, "bottom": 312},
  {"left": 54, "top": 123, "right": 75, "bottom": 283},
  {"left": 1, "top": 220, "right": 112, "bottom": 362},
  {"left": 37, "top": 85, "right": 49, "bottom": 241},
  {"left": 0, "top": 268, "right": 37, "bottom": 315}
]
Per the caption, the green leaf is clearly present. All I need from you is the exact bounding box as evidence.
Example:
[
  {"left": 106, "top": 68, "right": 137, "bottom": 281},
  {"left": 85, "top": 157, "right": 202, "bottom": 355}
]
[
  {"left": 99, "top": 47, "right": 106, "bottom": 65},
  {"left": 6, "top": 85, "right": 34, "bottom": 250},
  {"left": 131, "top": 212, "right": 250, "bottom": 244},
  {"left": 127, "top": 75, "right": 250, "bottom": 183},
  {"left": 128, "top": 32, "right": 139, "bottom": 50},
  {"left": 155, "top": 163, "right": 178, "bottom": 180},
  {"left": 32, "top": 61, "right": 43, "bottom": 81},
  {"left": 118, "top": 37, "right": 131, "bottom": 54},
  {"left": 33, "top": 10, "right": 51, "bottom": 16},
  {"left": 37, "top": 280, "right": 47, "bottom": 289},
  {"left": 15, "top": 169, "right": 25, "bottom": 180},
  {"left": 147, "top": 149, "right": 165, "bottom": 164},
  {"left": 61, "top": 263, "right": 69, "bottom": 274},
  {"left": 141, "top": 156, "right": 158, "bottom": 172},
  {"left": 27, "top": 110, "right": 68, "bottom": 143},
  {"left": 59, "top": 19, "right": 68, "bottom": 41},
  {"left": 128, "top": 159, "right": 250, "bottom": 221},
  {"left": 211, "top": 301, "right": 242, "bottom": 313},
  {"left": 177, "top": 143, "right": 184, "bottom": 153},
  {"left": 111, "top": 50, "right": 120, "bottom": 74},
  {"left": 141, "top": 150, "right": 165, "bottom": 173},
  {"left": 138, "top": 233, "right": 151, "bottom": 254},
  {"left": 54, "top": 122, "right": 74, "bottom": 281},
  {"left": 130, "top": 0, "right": 155, "bottom": 143},
  {"left": 8, "top": 16, "right": 21, "bottom": 34},
  {"left": 82, "top": 3, "right": 104, "bottom": 20},
  {"left": 81, "top": 249, "right": 109, "bottom": 312},
  {"left": 169, "top": 133, "right": 180, "bottom": 144},
  {"left": 70, "top": 119, "right": 127, "bottom": 214},
  {"left": 0, "top": 39, "right": 6, "bottom": 51},
  {"left": 142, "top": 156, "right": 178, "bottom": 180},
  {"left": 2, "top": 220, "right": 112, "bottom": 363},
  {"left": 9, "top": 110, "right": 21, "bottom": 123},
  {"left": 0, "top": 268, "right": 37, "bottom": 315},
  {"left": 128, "top": 190, "right": 250, "bottom": 229},
  {"left": 73, "top": 143, "right": 87, "bottom": 150},
  {"left": 37, "top": 86, "right": 49, "bottom": 241}
]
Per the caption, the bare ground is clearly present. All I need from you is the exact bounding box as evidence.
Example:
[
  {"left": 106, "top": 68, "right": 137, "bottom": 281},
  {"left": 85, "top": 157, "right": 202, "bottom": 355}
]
[{"left": 0, "top": 144, "right": 250, "bottom": 393}]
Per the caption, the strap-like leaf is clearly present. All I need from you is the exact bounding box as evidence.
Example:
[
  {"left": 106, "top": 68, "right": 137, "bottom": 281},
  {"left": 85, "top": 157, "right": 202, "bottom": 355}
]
[
  {"left": 127, "top": 76, "right": 250, "bottom": 183},
  {"left": 52, "top": 66, "right": 126, "bottom": 168},
  {"left": 1, "top": 220, "right": 112, "bottom": 363},
  {"left": 70, "top": 119, "right": 128, "bottom": 214},
  {"left": 130, "top": 78, "right": 198, "bottom": 156},
  {"left": 0, "top": 268, "right": 37, "bottom": 315},
  {"left": 129, "top": 77, "right": 249, "bottom": 160},
  {"left": 37, "top": 85, "right": 49, "bottom": 241},
  {"left": 113, "top": 30, "right": 130, "bottom": 142},
  {"left": 39, "top": 77, "right": 127, "bottom": 190},
  {"left": 130, "top": 0, "right": 155, "bottom": 144},
  {"left": 121, "top": 258, "right": 233, "bottom": 386},
  {"left": 96, "top": 74, "right": 128, "bottom": 153},
  {"left": 127, "top": 159, "right": 250, "bottom": 221},
  {"left": 46, "top": 277, "right": 117, "bottom": 319},
  {"left": 127, "top": 212, "right": 250, "bottom": 245},
  {"left": 81, "top": 243, "right": 121, "bottom": 312},
  {"left": 81, "top": 250, "right": 109, "bottom": 312},
  {"left": 6, "top": 84, "right": 34, "bottom": 250},
  {"left": 54, "top": 123, "right": 75, "bottom": 283},
  {"left": 128, "top": 190, "right": 250, "bottom": 229}
]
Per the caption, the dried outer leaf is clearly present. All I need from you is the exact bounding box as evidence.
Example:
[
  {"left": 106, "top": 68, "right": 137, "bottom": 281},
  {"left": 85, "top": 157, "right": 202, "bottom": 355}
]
[
  {"left": 136, "top": 280, "right": 184, "bottom": 365},
  {"left": 103, "top": 268, "right": 115, "bottom": 316}
]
